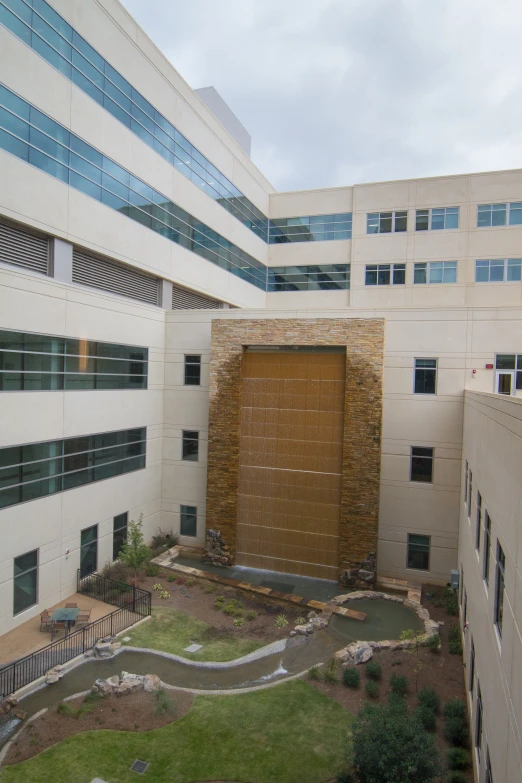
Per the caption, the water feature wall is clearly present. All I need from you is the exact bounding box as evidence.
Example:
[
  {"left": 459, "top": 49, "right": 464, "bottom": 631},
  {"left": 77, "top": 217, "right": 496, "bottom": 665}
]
[{"left": 237, "top": 348, "right": 345, "bottom": 581}]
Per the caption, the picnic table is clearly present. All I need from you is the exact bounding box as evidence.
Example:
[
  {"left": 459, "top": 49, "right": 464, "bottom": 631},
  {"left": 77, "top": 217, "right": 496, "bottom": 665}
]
[{"left": 50, "top": 607, "right": 80, "bottom": 637}]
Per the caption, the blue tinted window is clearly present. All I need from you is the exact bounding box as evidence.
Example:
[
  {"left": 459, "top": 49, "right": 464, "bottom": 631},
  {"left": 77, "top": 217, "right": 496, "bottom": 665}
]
[
  {"left": 4, "top": 0, "right": 32, "bottom": 25},
  {"left": 0, "top": 108, "right": 29, "bottom": 141},
  {"left": 32, "top": 13, "right": 71, "bottom": 58},
  {"left": 33, "top": 0, "right": 72, "bottom": 40},
  {"left": 0, "top": 127, "right": 29, "bottom": 160},
  {"left": 71, "top": 68, "right": 103, "bottom": 105},
  {"left": 0, "top": 3, "right": 32, "bottom": 45}
]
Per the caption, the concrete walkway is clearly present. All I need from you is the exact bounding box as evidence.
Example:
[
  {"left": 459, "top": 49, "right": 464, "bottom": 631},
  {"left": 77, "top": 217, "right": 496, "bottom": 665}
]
[{"left": 0, "top": 593, "right": 112, "bottom": 667}]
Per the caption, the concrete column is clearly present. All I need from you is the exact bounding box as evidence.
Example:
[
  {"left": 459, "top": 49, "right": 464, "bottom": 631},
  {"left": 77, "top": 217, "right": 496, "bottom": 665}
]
[
  {"left": 159, "top": 279, "right": 173, "bottom": 309},
  {"left": 52, "top": 238, "right": 73, "bottom": 283}
]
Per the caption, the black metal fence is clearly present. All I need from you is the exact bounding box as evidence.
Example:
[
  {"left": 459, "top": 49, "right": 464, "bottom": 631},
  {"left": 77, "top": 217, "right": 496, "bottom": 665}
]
[
  {"left": 0, "top": 577, "right": 151, "bottom": 699},
  {"left": 77, "top": 570, "right": 150, "bottom": 610}
]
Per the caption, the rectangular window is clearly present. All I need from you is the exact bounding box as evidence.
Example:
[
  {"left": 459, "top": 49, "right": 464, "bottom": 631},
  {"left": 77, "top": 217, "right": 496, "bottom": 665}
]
[
  {"left": 113, "top": 511, "right": 128, "bottom": 560},
  {"left": 80, "top": 524, "right": 98, "bottom": 578},
  {"left": 0, "top": 428, "right": 146, "bottom": 510},
  {"left": 495, "top": 354, "right": 522, "bottom": 390},
  {"left": 475, "top": 259, "right": 522, "bottom": 282},
  {"left": 267, "top": 264, "right": 350, "bottom": 291},
  {"left": 0, "top": 329, "right": 148, "bottom": 391},
  {"left": 476, "top": 684, "right": 483, "bottom": 761},
  {"left": 13, "top": 549, "right": 38, "bottom": 615},
  {"left": 180, "top": 504, "right": 197, "bottom": 537},
  {"left": 477, "top": 202, "right": 522, "bottom": 227},
  {"left": 468, "top": 470, "right": 472, "bottom": 517},
  {"left": 365, "top": 263, "right": 405, "bottom": 286},
  {"left": 366, "top": 211, "right": 407, "bottom": 234},
  {"left": 416, "top": 207, "right": 459, "bottom": 231},
  {"left": 463, "top": 589, "right": 468, "bottom": 625},
  {"left": 407, "top": 534, "right": 430, "bottom": 570},
  {"left": 469, "top": 638, "right": 475, "bottom": 695},
  {"left": 184, "top": 355, "right": 201, "bottom": 386},
  {"left": 486, "top": 749, "right": 493, "bottom": 783},
  {"left": 414, "top": 358, "right": 437, "bottom": 394},
  {"left": 410, "top": 447, "right": 434, "bottom": 483},
  {"left": 182, "top": 430, "right": 199, "bottom": 461},
  {"left": 413, "top": 261, "right": 457, "bottom": 284},
  {"left": 464, "top": 460, "right": 468, "bottom": 503},
  {"left": 269, "top": 214, "right": 352, "bottom": 243},
  {"left": 476, "top": 492, "right": 482, "bottom": 551},
  {"left": 484, "top": 512, "right": 492, "bottom": 586},
  {"left": 495, "top": 542, "right": 505, "bottom": 638}
]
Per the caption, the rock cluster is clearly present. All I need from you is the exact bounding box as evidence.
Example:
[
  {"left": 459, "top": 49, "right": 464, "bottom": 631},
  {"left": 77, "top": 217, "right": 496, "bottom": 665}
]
[
  {"left": 290, "top": 610, "right": 329, "bottom": 636},
  {"left": 91, "top": 671, "right": 161, "bottom": 697},
  {"left": 0, "top": 694, "right": 26, "bottom": 721},
  {"left": 204, "top": 528, "right": 232, "bottom": 567},
  {"left": 339, "top": 552, "right": 377, "bottom": 588},
  {"left": 84, "top": 638, "right": 122, "bottom": 659},
  {"left": 45, "top": 664, "right": 66, "bottom": 684}
]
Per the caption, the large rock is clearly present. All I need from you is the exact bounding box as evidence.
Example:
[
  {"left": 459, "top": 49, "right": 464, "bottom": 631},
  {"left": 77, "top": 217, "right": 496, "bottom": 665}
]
[
  {"left": 93, "top": 641, "right": 115, "bottom": 658},
  {"left": 143, "top": 674, "right": 161, "bottom": 693},
  {"left": 116, "top": 679, "right": 143, "bottom": 696},
  {"left": 341, "top": 641, "right": 374, "bottom": 665},
  {"left": 45, "top": 665, "right": 65, "bottom": 684},
  {"left": 92, "top": 678, "right": 115, "bottom": 696}
]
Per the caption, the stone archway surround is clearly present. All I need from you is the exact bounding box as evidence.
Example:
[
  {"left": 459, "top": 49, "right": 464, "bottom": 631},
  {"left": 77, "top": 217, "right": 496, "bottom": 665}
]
[{"left": 205, "top": 317, "right": 385, "bottom": 583}]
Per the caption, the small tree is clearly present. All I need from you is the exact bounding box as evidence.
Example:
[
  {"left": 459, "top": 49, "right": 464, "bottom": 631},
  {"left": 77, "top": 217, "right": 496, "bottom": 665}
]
[
  {"left": 400, "top": 628, "right": 425, "bottom": 692},
  {"left": 119, "top": 514, "right": 151, "bottom": 586},
  {"left": 350, "top": 696, "right": 443, "bottom": 783}
]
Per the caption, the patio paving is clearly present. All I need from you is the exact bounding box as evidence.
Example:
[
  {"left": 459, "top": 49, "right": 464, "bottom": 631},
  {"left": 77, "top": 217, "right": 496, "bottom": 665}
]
[{"left": 0, "top": 593, "right": 112, "bottom": 667}]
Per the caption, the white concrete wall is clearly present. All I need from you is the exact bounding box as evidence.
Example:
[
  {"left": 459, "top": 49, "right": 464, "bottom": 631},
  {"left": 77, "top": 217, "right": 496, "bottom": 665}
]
[{"left": 458, "top": 391, "right": 522, "bottom": 783}]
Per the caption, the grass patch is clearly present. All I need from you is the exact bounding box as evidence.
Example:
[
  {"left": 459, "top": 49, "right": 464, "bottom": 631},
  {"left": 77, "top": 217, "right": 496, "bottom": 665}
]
[
  {"left": 2, "top": 681, "right": 353, "bottom": 783},
  {"left": 126, "top": 606, "right": 262, "bottom": 662}
]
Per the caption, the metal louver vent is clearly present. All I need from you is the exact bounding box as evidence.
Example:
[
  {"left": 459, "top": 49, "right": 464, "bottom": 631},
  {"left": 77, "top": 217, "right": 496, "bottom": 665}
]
[
  {"left": 72, "top": 249, "right": 160, "bottom": 306},
  {"left": 172, "top": 284, "right": 222, "bottom": 310},
  {"left": 0, "top": 220, "right": 49, "bottom": 275}
]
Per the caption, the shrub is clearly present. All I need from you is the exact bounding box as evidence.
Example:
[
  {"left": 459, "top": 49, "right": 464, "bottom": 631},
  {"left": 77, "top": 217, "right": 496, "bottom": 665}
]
[
  {"left": 150, "top": 528, "right": 179, "bottom": 553},
  {"left": 415, "top": 704, "right": 436, "bottom": 731},
  {"left": 390, "top": 673, "right": 408, "bottom": 696},
  {"left": 323, "top": 668, "right": 338, "bottom": 685},
  {"left": 275, "top": 613, "right": 288, "bottom": 628},
  {"left": 56, "top": 702, "right": 75, "bottom": 717},
  {"left": 426, "top": 633, "right": 441, "bottom": 652},
  {"left": 204, "top": 582, "right": 216, "bottom": 594},
  {"left": 167, "top": 574, "right": 176, "bottom": 582},
  {"left": 233, "top": 617, "right": 244, "bottom": 628},
  {"left": 448, "top": 623, "right": 463, "bottom": 655},
  {"left": 447, "top": 772, "right": 467, "bottom": 783},
  {"left": 443, "top": 698, "right": 467, "bottom": 721},
  {"left": 176, "top": 576, "right": 186, "bottom": 586},
  {"left": 295, "top": 615, "right": 306, "bottom": 625},
  {"left": 447, "top": 747, "right": 471, "bottom": 770},
  {"left": 365, "top": 661, "right": 382, "bottom": 681},
  {"left": 444, "top": 716, "right": 469, "bottom": 747},
  {"left": 445, "top": 588, "right": 459, "bottom": 616},
  {"left": 246, "top": 610, "right": 257, "bottom": 621},
  {"left": 185, "top": 577, "right": 196, "bottom": 588},
  {"left": 155, "top": 688, "right": 175, "bottom": 715},
  {"left": 391, "top": 657, "right": 402, "bottom": 666},
  {"left": 159, "top": 590, "right": 170, "bottom": 599},
  {"left": 100, "top": 560, "right": 131, "bottom": 583},
  {"left": 234, "top": 607, "right": 245, "bottom": 618},
  {"left": 336, "top": 772, "right": 356, "bottom": 783},
  {"left": 145, "top": 563, "right": 160, "bottom": 577},
  {"left": 418, "top": 687, "right": 440, "bottom": 714},
  {"left": 365, "top": 680, "right": 379, "bottom": 699},
  {"left": 152, "top": 583, "right": 162, "bottom": 591},
  {"left": 308, "top": 665, "right": 320, "bottom": 681},
  {"left": 214, "top": 596, "right": 225, "bottom": 610},
  {"left": 343, "top": 667, "right": 360, "bottom": 688}
]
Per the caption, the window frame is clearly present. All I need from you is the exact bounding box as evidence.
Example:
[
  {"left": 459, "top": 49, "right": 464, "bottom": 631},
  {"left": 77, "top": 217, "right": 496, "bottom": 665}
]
[
  {"left": 181, "top": 430, "right": 199, "bottom": 462},
  {"left": 80, "top": 524, "right": 98, "bottom": 579},
  {"left": 184, "top": 355, "right": 201, "bottom": 386},
  {"left": 467, "top": 469, "right": 472, "bottom": 517},
  {"left": 415, "top": 207, "right": 459, "bottom": 231},
  {"left": 364, "top": 263, "right": 406, "bottom": 286},
  {"left": 477, "top": 202, "right": 522, "bottom": 228},
  {"left": 476, "top": 492, "right": 482, "bottom": 551},
  {"left": 366, "top": 210, "right": 408, "bottom": 234},
  {"left": 113, "top": 511, "right": 128, "bottom": 561},
  {"left": 475, "top": 683, "right": 483, "bottom": 762},
  {"left": 406, "top": 534, "right": 431, "bottom": 571},
  {"left": 414, "top": 358, "right": 437, "bottom": 395},
  {"left": 13, "top": 548, "right": 38, "bottom": 616},
  {"left": 469, "top": 637, "right": 475, "bottom": 695},
  {"left": 494, "top": 541, "right": 505, "bottom": 639},
  {"left": 413, "top": 260, "right": 457, "bottom": 284},
  {"left": 410, "top": 446, "right": 434, "bottom": 483},
  {"left": 483, "top": 512, "right": 492, "bottom": 586},
  {"left": 180, "top": 504, "right": 197, "bottom": 537},
  {"left": 475, "top": 258, "right": 522, "bottom": 283}
]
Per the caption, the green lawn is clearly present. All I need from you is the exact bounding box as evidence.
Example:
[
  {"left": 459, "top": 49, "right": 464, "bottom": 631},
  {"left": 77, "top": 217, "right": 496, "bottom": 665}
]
[
  {"left": 1, "top": 680, "right": 353, "bottom": 783},
  {"left": 125, "top": 606, "right": 263, "bottom": 661}
]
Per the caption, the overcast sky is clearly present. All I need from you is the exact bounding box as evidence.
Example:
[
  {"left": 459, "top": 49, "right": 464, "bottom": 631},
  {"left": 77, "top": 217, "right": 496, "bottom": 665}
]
[{"left": 121, "top": 0, "right": 522, "bottom": 193}]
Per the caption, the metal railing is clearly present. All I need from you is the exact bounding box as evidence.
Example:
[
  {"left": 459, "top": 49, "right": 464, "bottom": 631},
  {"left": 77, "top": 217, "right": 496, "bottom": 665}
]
[
  {"left": 76, "top": 570, "right": 150, "bottom": 610},
  {"left": 0, "top": 577, "right": 151, "bottom": 699}
]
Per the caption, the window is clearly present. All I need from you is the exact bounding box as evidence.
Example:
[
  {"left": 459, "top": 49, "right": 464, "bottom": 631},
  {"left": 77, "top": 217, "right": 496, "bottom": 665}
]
[
  {"left": 484, "top": 512, "right": 492, "bottom": 586},
  {"left": 486, "top": 749, "right": 493, "bottom": 783},
  {"left": 414, "top": 358, "right": 437, "bottom": 394},
  {"left": 416, "top": 207, "right": 459, "bottom": 231},
  {"left": 413, "top": 261, "right": 457, "bottom": 284},
  {"left": 410, "top": 447, "right": 434, "bottom": 482},
  {"left": 475, "top": 683, "right": 483, "bottom": 761},
  {"left": 80, "top": 525, "right": 98, "bottom": 578},
  {"left": 407, "top": 534, "right": 430, "bottom": 570},
  {"left": 475, "top": 259, "right": 522, "bottom": 282},
  {"left": 463, "top": 589, "right": 468, "bottom": 625},
  {"left": 182, "top": 430, "right": 199, "bottom": 461},
  {"left": 184, "top": 355, "right": 201, "bottom": 386},
  {"left": 476, "top": 492, "right": 482, "bottom": 551},
  {"left": 269, "top": 214, "right": 352, "bottom": 243},
  {"left": 468, "top": 470, "right": 472, "bottom": 517},
  {"left": 469, "top": 638, "right": 475, "bottom": 695},
  {"left": 367, "top": 211, "right": 407, "bottom": 234},
  {"left": 477, "top": 202, "right": 522, "bottom": 227},
  {"left": 180, "top": 505, "right": 197, "bottom": 537},
  {"left": 0, "top": 329, "right": 148, "bottom": 391},
  {"left": 365, "top": 263, "right": 405, "bottom": 286},
  {"left": 464, "top": 460, "right": 468, "bottom": 503},
  {"left": 460, "top": 565, "right": 464, "bottom": 604},
  {"left": 267, "top": 265, "right": 350, "bottom": 291},
  {"left": 13, "top": 549, "right": 38, "bottom": 615},
  {"left": 495, "top": 354, "right": 522, "bottom": 390},
  {"left": 0, "top": 428, "right": 146, "bottom": 510},
  {"left": 495, "top": 542, "right": 505, "bottom": 638},
  {"left": 0, "top": 86, "right": 267, "bottom": 289},
  {"left": 113, "top": 512, "right": 128, "bottom": 560}
]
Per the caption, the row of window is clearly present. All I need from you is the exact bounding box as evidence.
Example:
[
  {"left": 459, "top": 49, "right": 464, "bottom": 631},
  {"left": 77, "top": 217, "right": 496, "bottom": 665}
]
[
  {"left": 467, "top": 645, "right": 494, "bottom": 783},
  {"left": 269, "top": 215, "right": 352, "bottom": 244},
  {"left": 0, "top": 85, "right": 267, "bottom": 289},
  {"left": 267, "top": 265, "right": 350, "bottom": 291},
  {"left": 0, "top": 329, "right": 148, "bottom": 391},
  {"left": 0, "top": 428, "right": 146, "bottom": 509},
  {"left": 364, "top": 259, "right": 521, "bottom": 285},
  {"left": 368, "top": 203, "right": 522, "bottom": 233}
]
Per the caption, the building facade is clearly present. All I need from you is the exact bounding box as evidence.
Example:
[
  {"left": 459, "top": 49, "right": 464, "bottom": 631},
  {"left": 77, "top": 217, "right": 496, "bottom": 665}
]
[{"left": 0, "top": 1, "right": 521, "bottom": 780}]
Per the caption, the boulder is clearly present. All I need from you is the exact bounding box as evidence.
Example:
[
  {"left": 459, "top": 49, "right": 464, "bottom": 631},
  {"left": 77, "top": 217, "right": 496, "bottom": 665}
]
[
  {"left": 143, "top": 674, "right": 161, "bottom": 693},
  {"left": 5, "top": 695, "right": 18, "bottom": 707},
  {"left": 120, "top": 671, "right": 144, "bottom": 683},
  {"left": 353, "top": 644, "right": 373, "bottom": 664},
  {"left": 45, "top": 666, "right": 65, "bottom": 684},
  {"left": 92, "top": 678, "right": 115, "bottom": 696},
  {"left": 416, "top": 608, "right": 430, "bottom": 621},
  {"left": 107, "top": 675, "right": 120, "bottom": 688},
  {"left": 93, "top": 641, "right": 114, "bottom": 658},
  {"left": 115, "top": 679, "right": 143, "bottom": 696},
  {"left": 0, "top": 702, "right": 10, "bottom": 716},
  {"left": 13, "top": 709, "right": 27, "bottom": 721},
  {"left": 331, "top": 594, "right": 352, "bottom": 606}
]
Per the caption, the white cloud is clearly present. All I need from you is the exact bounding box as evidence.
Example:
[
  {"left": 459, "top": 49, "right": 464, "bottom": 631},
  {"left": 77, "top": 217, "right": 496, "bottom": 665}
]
[{"left": 121, "top": 0, "right": 522, "bottom": 191}]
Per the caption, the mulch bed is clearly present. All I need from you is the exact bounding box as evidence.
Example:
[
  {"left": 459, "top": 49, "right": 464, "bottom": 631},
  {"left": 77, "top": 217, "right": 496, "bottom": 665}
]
[
  {"left": 138, "top": 572, "right": 306, "bottom": 644},
  {"left": 4, "top": 689, "right": 193, "bottom": 765}
]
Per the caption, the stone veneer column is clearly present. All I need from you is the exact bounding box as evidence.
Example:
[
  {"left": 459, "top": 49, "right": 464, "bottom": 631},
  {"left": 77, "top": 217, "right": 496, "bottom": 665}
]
[{"left": 206, "top": 318, "right": 385, "bottom": 580}]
